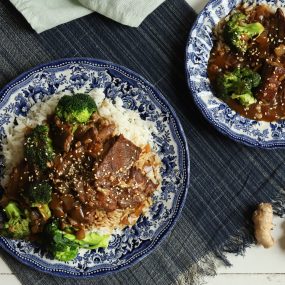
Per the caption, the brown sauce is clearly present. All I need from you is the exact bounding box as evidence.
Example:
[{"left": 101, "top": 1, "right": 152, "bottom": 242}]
[
  {"left": 208, "top": 4, "right": 285, "bottom": 121},
  {"left": 1, "top": 112, "right": 158, "bottom": 237}
]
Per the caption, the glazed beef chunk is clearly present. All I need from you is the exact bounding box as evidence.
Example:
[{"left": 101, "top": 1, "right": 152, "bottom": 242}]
[
  {"left": 256, "top": 61, "right": 285, "bottom": 102},
  {"left": 95, "top": 134, "right": 141, "bottom": 181}
]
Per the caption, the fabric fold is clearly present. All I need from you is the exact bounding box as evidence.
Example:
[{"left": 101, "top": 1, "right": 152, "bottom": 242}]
[
  {"left": 9, "top": 0, "right": 92, "bottom": 33},
  {"left": 9, "top": 0, "right": 165, "bottom": 33},
  {"left": 78, "top": 0, "right": 165, "bottom": 27}
]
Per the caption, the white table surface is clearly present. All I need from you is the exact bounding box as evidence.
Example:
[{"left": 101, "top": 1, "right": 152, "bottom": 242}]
[{"left": 1, "top": 1, "right": 285, "bottom": 284}]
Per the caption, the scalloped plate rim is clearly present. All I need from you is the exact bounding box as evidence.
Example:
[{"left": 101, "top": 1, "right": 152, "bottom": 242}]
[
  {"left": 185, "top": 0, "right": 285, "bottom": 149},
  {"left": 0, "top": 57, "right": 190, "bottom": 278}
]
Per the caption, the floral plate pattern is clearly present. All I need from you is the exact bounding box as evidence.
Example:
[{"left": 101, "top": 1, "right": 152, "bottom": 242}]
[
  {"left": 186, "top": 0, "right": 285, "bottom": 148},
  {"left": 0, "top": 58, "right": 190, "bottom": 277}
]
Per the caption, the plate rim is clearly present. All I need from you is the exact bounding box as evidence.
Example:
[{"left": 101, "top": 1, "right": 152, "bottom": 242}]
[
  {"left": 185, "top": 0, "right": 285, "bottom": 149},
  {"left": 0, "top": 57, "right": 191, "bottom": 278}
]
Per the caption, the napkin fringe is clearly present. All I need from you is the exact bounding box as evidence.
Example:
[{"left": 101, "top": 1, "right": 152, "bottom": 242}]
[
  {"left": 175, "top": 232, "right": 251, "bottom": 285},
  {"left": 176, "top": 188, "right": 285, "bottom": 285}
]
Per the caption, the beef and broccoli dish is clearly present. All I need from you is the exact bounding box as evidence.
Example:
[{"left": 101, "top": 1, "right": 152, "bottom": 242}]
[
  {"left": 0, "top": 92, "right": 161, "bottom": 261},
  {"left": 208, "top": 4, "right": 285, "bottom": 121}
]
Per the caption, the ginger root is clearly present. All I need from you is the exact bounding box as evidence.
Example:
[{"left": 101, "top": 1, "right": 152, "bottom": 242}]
[{"left": 252, "top": 203, "right": 274, "bottom": 248}]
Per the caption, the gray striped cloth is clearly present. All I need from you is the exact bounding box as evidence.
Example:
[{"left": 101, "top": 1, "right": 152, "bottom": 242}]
[{"left": 1, "top": 0, "right": 285, "bottom": 284}]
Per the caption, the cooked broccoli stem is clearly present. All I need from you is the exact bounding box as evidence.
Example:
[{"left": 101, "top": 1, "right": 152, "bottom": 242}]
[
  {"left": 55, "top": 93, "right": 97, "bottom": 124},
  {"left": 44, "top": 220, "right": 110, "bottom": 261},
  {"left": 224, "top": 12, "right": 264, "bottom": 52},
  {"left": 4, "top": 201, "right": 22, "bottom": 219},
  {"left": 231, "top": 93, "right": 256, "bottom": 106},
  {"left": 217, "top": 67, "right": 261, "bottom": 106},
  {"left": 25, "top": 182, "right": 52, "bottom": 221},
  {"left": 65, "top": 232, "right": 110, "bottom": 249},
  {"left": 24, "top": 124, "right": 55, "bottom": 171},
  {"left": 1, "top": 202, "right": 30, "bottom": 239}
]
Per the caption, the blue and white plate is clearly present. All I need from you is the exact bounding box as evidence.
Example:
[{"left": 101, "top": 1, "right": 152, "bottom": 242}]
[
  {"left": 0, "top": 58, "right": 190, "bottom": 277},
  {"left": 186, "top": 0, "right": 285, "bottom": 148}
]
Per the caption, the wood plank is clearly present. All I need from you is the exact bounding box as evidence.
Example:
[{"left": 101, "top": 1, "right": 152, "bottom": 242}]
[
  {"left": 218, "top": 217, "right": 285, "bottom": 274},
  {"left": 0, "top": 257, "right": 13, "bottom": 274},
  {"left": 185, "top": 0, "right": 207, "bottom": 12},
  {"left": 206, "top": 274, "right": 285, "bottom": 285},
  {"left": 0, "top": 274, "right": 21, "bottom": 285}
]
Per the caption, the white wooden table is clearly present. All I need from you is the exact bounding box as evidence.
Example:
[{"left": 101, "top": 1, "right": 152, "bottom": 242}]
[
  {"left": 1, "top": 1, "right": 285, "bottom": 284},
  {"left": 205, "top": 216, "right": 285, "bottom": 285}
]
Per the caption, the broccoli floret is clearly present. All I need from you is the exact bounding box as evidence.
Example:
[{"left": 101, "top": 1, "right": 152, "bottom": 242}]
[
  {"left": 1, "top": 202, "right": 30, "bottom": 239},
  {"left": 217, "top": 67, "right": 261, "bottom": 106},
  {"left": 25, "top": 182, "right": 52, "bottom": 221},
  {"left": 224, "top": 12, "right": 264, "bottom": 52},
  {"left": 26, "top": 182, "right": 52, "bottom": 204},
  {"left": 44, "top": 220, "right": 110, "bottom": 261},
  {"left": 44, "top": 220, "right": 79, "bottom": 262},
  {"left": 55, "top": 93, "right": 97, "bottom": 124},
  {"left": 24, "top": 124, "right": 55, "bottom": 171}
]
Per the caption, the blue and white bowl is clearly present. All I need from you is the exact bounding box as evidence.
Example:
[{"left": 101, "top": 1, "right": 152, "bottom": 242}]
[
  {"left": 186, "top": 0, "right": 285, "bottom": 148},
  {"left": 0, "top": 58, "right": 190, "bottom": 277}
]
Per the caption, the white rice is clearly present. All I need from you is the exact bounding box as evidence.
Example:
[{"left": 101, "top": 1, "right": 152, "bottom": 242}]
[
  {"left": 89, "top": 89, "right": 156, "bottom": 148},
  {"left": 1, "top": 88, "right": 157, "bottom": 187}
]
